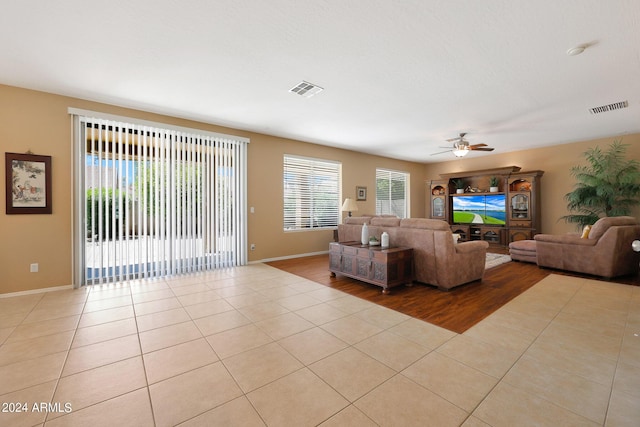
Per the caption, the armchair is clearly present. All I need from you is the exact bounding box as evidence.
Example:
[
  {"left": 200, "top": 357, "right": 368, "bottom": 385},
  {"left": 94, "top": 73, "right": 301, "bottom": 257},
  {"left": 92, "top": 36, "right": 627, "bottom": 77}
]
[{"left": 534, "top": 216, "right": 640, "bottom": 279}]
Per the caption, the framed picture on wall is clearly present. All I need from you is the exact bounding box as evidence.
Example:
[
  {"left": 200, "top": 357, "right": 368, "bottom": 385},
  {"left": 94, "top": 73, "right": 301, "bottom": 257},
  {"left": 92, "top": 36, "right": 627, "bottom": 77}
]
[
  {"left": 5, "top": 152, "right": 52, "bottom": 214},
  {"left": 356, "top": 186, "right": 367, "bottom": 201}
]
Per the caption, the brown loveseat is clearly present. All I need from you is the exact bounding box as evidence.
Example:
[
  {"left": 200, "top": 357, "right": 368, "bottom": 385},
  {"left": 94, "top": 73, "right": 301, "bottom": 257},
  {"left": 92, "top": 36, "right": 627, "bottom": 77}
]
[
  {"left": 534, "top": 216, "right": 640, "bottom": 279},
  {"left": 338, "top": 216, "right": 489, "bottom": 291}
]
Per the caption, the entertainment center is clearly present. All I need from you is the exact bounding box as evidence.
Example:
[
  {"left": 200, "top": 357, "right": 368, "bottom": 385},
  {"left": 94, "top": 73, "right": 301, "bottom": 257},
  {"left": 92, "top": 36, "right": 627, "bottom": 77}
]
[{"left": 429, "top": 166, "right": 543, "bottom": 246}]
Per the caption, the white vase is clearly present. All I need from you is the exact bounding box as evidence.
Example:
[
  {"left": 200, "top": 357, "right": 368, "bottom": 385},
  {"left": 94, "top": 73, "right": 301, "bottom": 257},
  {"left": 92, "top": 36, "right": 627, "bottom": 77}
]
[
  {"left": 490, "top": 186, "right": 499, "bottom": 192},
  {"left": 361, "top": 223, "right": 369, "bottom": 245},
  {"left": 381, "top": 231, "right": 389, "bottom": 248},
  {"left": 456, "top": 189, "right": 464, "bottom": 194}
]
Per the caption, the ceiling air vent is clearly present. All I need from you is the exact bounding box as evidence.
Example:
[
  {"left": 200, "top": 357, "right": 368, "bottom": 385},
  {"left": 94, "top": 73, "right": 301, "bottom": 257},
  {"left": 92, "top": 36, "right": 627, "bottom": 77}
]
[
  {"left": 289, "top": 81, "right": 324, "bottom": 98},
  {"left": 589, "top": 100, "right": 628, "bottom": 114}
]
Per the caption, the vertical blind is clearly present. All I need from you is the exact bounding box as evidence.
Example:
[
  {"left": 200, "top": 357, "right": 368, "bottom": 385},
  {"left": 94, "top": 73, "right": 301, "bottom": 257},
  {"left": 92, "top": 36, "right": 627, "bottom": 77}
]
[
  {"left": 72, "top": 112, "right": 248, "bottom": 286},
  {"left": 376, "top": 168, "right": 409, "bottom": 218},
  {"left": 283, "top": 155, "right": 341, "bottom": 230}
]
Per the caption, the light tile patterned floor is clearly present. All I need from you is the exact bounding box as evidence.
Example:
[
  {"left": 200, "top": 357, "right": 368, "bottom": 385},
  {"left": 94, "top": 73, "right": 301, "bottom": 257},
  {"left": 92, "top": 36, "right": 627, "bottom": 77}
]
[{"left": 0, "top": 265, "right": 638, "bottom": 426}]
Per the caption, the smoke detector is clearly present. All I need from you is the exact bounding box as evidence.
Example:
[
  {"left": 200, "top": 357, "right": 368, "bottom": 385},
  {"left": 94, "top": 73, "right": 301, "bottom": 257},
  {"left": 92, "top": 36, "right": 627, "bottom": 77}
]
[
  {"left": 289, "top": 81, "right": 324, "bottom": 98},
  {"left": 589, "top": 100, "right": 628, "bottom": 115}
]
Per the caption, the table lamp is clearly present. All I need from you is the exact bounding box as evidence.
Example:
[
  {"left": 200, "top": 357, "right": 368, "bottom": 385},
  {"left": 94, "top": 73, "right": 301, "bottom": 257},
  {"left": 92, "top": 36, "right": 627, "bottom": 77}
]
[{"left": 341, "top": 198, "right": 358, "bottom": 217}]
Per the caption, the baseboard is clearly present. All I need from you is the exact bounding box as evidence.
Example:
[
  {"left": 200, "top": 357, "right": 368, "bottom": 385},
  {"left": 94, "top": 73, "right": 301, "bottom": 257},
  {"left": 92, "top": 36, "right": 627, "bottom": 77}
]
[
  {"left": 0, "top": 284, "right": 74, "bottom": 298},
  {"left": 251, "top": 250, "right": 329, "bottom": 264}
]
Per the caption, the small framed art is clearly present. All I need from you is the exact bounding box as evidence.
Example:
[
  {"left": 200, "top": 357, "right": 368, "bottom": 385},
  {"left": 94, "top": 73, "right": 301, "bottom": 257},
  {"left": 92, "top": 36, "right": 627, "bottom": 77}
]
[
  {"left": 356, "top": 186, "right": 367, "bottom": 201},
  {"left": 5, "top": 152, "right": 52, "bottom": 214}
]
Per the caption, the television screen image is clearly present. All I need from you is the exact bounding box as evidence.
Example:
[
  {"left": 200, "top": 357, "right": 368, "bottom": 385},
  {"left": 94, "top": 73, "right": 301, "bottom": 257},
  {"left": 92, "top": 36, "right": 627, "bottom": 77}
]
[{"left": 452, "top": 194, "right": 506, "bottom": 225}]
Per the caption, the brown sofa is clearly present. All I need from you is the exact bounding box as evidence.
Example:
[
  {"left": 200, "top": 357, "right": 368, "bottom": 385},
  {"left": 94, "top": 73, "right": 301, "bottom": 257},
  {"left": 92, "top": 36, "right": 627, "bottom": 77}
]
[
  {"left": 534, "top": 216, "right": 640, "bottom": 279},
  {"left": 338, "top": 216, "right": 489, "bottom": 291}
]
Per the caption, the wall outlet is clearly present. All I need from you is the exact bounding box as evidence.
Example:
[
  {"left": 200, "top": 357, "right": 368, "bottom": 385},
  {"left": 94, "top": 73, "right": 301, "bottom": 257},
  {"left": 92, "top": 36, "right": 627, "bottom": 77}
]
[
  {"left": 30, "top": 263, "right": 39, "bottom": 273},
  {"left": 250, "top": 244, "right": 256, "bottom": 251}
]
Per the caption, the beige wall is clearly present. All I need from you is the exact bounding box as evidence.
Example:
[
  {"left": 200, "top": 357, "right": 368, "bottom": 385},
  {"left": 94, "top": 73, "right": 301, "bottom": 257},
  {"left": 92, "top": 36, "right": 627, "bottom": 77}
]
[
  {"left": 424, "top": 134, "right": 640, "bottom": 235},
  {"left": 2, "top": 83, "right": 638, "bottom": 295},
  {"left": 0, "top": 84, "right": 426, "bottom": 294},
  {"left": 248, "top": 133, "right": 426, "bottom": 261}
]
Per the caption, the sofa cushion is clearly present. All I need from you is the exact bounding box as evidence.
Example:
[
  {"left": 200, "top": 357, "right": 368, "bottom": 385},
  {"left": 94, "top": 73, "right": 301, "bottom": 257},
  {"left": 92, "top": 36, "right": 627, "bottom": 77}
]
[
  {"left": 535, "top": 233, "right": 596, "bottom": 246},
  {"left": 588, "top": 216, "right": 638, "bottom": 240},
  {"left": 400, "top": 218, "right": 450, "bottom": 231},
  {"left": 344, "top": 216, "right": 372, "bottom": 225},
  {"left": 508, "top": 239, "right": 537, "bottom": 252},
  {"left": 370, "top": 217, "right": 401, "bottom": 227}
]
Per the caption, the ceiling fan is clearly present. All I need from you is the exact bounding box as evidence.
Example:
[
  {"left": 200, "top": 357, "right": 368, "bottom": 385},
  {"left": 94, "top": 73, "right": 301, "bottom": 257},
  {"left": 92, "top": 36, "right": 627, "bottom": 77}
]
[{"left": 431, "top": 133, "right": 495, "bottom": 157}]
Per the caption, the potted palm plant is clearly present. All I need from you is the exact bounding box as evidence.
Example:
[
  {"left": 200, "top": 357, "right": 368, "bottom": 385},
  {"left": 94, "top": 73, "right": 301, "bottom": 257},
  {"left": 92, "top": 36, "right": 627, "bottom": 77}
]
[{"left": 561, "top": 140, "right": 640, "bottom": 229}]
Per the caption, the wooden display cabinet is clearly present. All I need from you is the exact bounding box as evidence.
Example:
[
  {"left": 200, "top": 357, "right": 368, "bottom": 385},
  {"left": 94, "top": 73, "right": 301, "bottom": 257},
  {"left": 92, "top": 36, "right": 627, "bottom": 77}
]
[
  {"left": 507, "top": 171, "right": 543, "bottom": 242},
  {"left": 434, "top": 167, "right": 543, "bottom": 247},
  {"left": 429, "top": 180, "right": 448, "bottom": 219}
]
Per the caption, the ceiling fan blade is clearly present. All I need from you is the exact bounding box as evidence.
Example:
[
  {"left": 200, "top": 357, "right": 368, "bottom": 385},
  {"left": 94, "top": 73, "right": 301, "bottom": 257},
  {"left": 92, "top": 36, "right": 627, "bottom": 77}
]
[
  {"left": 470, "top": 147, "right": 495, "bottom": 151},
  {"left": 468, "top": 143, "right": 488, "bottom": 149},
  {"left": 430, "top": 149, "right": 453, "bottom": 156}
]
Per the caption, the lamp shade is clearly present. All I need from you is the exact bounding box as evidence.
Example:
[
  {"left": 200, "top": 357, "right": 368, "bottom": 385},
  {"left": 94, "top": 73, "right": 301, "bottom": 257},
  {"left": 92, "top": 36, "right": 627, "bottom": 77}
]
[{"left": 341, "top": 198, "right": 358, "bottom": 213}]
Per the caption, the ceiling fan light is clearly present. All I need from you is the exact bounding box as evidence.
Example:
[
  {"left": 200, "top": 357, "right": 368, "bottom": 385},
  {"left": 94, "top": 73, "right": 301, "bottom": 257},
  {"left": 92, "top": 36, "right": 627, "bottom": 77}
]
[{"left": 453, "top": 147, "right": 469, "bottom": 157}]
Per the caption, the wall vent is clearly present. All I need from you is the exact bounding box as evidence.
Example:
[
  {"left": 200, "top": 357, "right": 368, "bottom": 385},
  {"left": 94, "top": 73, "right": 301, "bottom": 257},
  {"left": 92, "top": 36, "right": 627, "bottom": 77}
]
[
  {"left": 589, "top": 100, "right": 628, "bottom": 114},
  {"left": 289, "top": 81, "right": 324, "bottom": 98}
]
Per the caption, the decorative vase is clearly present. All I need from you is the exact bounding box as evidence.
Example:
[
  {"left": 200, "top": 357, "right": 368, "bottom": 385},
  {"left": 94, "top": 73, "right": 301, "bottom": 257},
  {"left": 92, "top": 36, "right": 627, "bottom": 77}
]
[
  {"left": 456, "top": 189, "right": 464, "bottom": 194},
  {"left": 381, "top": 231, "right": 389, "bottom": 248},
  {"left": 361, "top": 223, "right": 369, "bottom": 245},
  {"left": 490, "top": 186, "right": 499, "bottom": 193}
]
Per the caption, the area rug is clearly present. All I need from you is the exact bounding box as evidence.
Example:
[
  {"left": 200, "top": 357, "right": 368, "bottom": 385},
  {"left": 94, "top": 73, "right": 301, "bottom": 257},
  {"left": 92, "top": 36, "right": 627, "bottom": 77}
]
[{"left": 485, "top": 253, "right": 512, "bottom": 269}]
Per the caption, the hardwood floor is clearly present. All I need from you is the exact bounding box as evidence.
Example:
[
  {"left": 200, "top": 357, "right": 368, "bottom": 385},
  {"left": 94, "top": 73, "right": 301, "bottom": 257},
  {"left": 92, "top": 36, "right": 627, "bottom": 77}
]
[{"left": 267, "top": 253, "right": 639, "bottom": 334}]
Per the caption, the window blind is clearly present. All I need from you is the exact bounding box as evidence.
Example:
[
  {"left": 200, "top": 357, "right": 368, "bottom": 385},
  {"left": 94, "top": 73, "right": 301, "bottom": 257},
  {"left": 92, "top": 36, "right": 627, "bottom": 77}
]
[
  {"left": 72, "top": 113, "right": 248, "bottom": 286},
  {"left": 376, "top": 168, "right": 409, "bottom": 218},
  {"left": 283, "top": 155, "right": 341, "bottom": 231}
]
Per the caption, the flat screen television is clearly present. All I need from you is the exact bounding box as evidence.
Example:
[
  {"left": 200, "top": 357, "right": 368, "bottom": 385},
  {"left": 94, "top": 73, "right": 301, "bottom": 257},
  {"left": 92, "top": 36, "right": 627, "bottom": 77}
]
[{"left": 452, "top": 194, "right": 506, "bottom": 225}]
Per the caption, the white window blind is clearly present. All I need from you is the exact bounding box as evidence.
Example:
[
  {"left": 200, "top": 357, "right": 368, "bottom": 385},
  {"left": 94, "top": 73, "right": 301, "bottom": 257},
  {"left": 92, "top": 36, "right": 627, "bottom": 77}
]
[
  {"left": 376, "top": 168, "right": 409, "bottom": 218},
  {"left": 283, "top": 155, "right": 341, "bottom": 231},
  {"left": 72, "top": 112, "right": 248, "bottom": 286}
]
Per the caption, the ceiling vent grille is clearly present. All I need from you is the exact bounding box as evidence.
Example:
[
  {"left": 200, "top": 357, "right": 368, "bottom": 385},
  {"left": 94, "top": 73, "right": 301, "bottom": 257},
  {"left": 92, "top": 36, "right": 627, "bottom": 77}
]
[
  {"left": 589, "top": 100, "right": 628, "bottom": 114},
  {"left": 289, "top": 81, "right": 324, "bottom": 98}
]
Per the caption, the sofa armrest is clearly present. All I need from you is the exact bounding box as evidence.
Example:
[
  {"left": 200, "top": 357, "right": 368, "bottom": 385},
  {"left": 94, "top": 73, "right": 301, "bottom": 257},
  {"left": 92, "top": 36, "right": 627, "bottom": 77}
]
[
  {"left": 534, "top": 234, "right": 596, "bottom": 246},
  {"left": 454, "top": 240, "right": 489, "bottom": 254}
]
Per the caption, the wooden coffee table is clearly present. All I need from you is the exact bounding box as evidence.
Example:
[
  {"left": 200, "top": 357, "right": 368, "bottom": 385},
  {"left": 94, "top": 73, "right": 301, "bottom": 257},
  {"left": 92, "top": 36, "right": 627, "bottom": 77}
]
[{"left": 329, "top": 241, "right": 413, "bottom": 294}]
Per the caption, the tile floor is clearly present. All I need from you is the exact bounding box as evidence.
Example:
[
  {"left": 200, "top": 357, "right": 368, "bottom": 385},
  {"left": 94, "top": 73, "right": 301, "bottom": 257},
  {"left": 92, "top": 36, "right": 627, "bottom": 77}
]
[{"left": 0, "top": 264, "right": 638, "bottom": 426}]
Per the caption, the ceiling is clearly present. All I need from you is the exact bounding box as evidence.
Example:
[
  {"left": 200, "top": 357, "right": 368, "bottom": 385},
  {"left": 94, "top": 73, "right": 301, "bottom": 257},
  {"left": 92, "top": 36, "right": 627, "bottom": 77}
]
[{"left": 2, "top": 0, "right": 639, "bottom": 162}]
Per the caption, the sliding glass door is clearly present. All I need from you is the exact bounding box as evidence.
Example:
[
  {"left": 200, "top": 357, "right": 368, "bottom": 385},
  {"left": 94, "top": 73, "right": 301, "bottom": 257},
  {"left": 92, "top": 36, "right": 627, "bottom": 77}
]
[{"left": 71, "top": 111, "right": 248, "bottom": 286}]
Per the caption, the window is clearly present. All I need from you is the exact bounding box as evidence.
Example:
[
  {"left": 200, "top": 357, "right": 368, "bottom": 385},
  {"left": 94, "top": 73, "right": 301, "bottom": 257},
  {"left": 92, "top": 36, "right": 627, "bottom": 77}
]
[
  {"left": 284, "top": 155, "right": 340, "bottom": 230},
  {"left": 376, "top": 168, "right": 409, "bottom": 218},
  {"left": 71, "top": 109, "right": 248, "bottom": 286}
]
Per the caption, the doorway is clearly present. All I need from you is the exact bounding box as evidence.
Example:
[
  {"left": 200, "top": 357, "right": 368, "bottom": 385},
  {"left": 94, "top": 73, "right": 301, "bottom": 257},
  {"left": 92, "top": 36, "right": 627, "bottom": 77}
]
[{"left": 71, "top": 112, "right": 248, "bottom": 286}]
